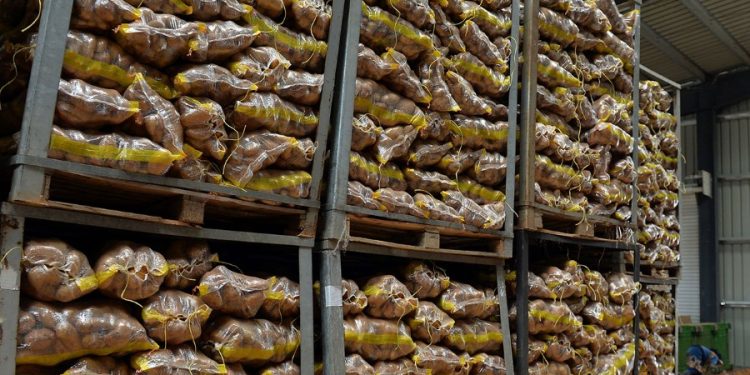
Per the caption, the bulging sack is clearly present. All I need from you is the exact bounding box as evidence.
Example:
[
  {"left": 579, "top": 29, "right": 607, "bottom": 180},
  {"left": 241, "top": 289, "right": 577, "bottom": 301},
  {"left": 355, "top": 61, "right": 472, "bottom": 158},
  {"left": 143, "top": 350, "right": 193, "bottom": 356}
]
[
  {"left": 175, "top": 64, "right": 256, "bottom": 105},
  {"left": 414, "top": 193, "right": 465, "bottom": 223},
  {"left": 141, "top": 290, "right": 212, "bottom": 344},
  {"left": 349, "top": 151, "right": 407, "bottom": 191},
  {"left": 131, "top": 344, "right": 226, "bottom": 374},
  {"left": 56, "top": 79, "right": 139, "bottom": 130},
  {"left": 273, "top": 70, "right": 324, "bottom": 107},
  {"left": 124, "top": 74, "right": 184, "bottom": 154},
  {"left": 412, "top": 342, "right": 470, "bottom": 375},
  {"left": 364, "top": 275, "right": 419, "bottom": 319},
  {"left": 61, "top": 356, "right": 130, "bottom": 375},
  {"left": 197, "top": 265, "right": 269, "bottom": 318},
  {"left": 290, "top": 0, "right": 332, "bottom": 40},
  {"left": 21, "top": 239, "right": 98, "bottom": 303},
  {"left": 187, "top": 20, "right": 258, "bottom": 63},
  {"left": 527, "top": 299, "right": 581, "bottom": 335},
  {"left": 175, "top": 96, "right": 229, "bottom": 161},
  {"left": 231, "top": 92, "right": 318, "bottom": 137},
  {"left": 16, "top": 299, "right": 158, "bottom": 366},
  {"left": 346, "top": 354, "right": 376, "bottom": 375},
  {"left": 201, "top": 316, "right": 300, "bottom": 365},
  {"left": 344, "top": 315, "right": 417, "bottom": 361},
  {"left": 94, "top": 241, "right": 168, "bottom": 300},
  {"left": 408, "top": 301, "right": 455, "bottom": 344},
  {"left": 359, "top": 3, "right": 433, "bottom": 60},
  {"left": 443, "top": 319, "right": 503, "bottom": 355},
  {"left": 163, "top": 239, "right": 216, "bottom": 290},
  {"left": 222, "top": 130, "right": 298, "bottom": 188},
  {"left": 381, "top": 49, "right": 432, "bottom": 105},
  {"left": 402, "top": 261, "right": 450, "bottom": 299},
  {"left": 355, "top": 78, "right": 428, "bottom": 128},
  {"left": 262, "top": 276, "right": 301, "bottom": 320},
  {"left": 228, "top": 47, "right": 291, "bottom": 91},
  {"left": 372, "top": 188, "right": 425, "bottom": 218},
  {"left": 439, "top": 281, "right": 497, "bottom": 320},
  {"left": 72, "top": 0, "right": 141, "bottom": 31}
]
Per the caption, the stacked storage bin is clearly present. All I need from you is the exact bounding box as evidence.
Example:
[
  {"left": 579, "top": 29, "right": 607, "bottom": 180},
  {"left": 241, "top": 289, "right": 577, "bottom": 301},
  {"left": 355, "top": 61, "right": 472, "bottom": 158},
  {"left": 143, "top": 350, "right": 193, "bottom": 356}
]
[
  {"left": 508, "top": 260, "right": 639, "bottom": 374},
  {"left": 345, "top": 0, "right": 515, "bottom": 229}
]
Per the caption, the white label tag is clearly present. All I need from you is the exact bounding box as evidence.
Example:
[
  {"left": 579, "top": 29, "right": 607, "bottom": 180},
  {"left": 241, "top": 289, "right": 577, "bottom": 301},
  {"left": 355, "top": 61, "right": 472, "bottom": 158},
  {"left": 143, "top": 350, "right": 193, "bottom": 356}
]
[{"left": 323, "top": 285, "right": 343, "bottom": 307}]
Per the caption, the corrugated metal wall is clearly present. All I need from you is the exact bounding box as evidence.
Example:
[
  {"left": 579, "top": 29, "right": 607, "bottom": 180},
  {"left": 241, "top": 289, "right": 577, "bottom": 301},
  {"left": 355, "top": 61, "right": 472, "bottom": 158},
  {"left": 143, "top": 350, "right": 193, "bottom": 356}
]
[
  {"left": 677, "top": 117, "right": 701, "bottom": 322},
  {"left": 717, "top": 99, "right": 750, "bottom": 366}
]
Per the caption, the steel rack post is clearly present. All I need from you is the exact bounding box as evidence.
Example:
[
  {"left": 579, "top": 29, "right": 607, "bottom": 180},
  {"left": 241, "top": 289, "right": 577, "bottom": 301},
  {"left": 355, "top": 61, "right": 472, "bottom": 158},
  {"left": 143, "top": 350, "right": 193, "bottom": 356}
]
[
  {"left": 0, "top": 215, "right": 25, "bottom": 374},
  {"left": 630, "top": 1, "right": 643, "bottom": 372},
  {"left": 518, "top": 0, "right": 539, "bottom": 229},
  {"left": 9, "top": 0, "right": 73, "bottom": 202}
]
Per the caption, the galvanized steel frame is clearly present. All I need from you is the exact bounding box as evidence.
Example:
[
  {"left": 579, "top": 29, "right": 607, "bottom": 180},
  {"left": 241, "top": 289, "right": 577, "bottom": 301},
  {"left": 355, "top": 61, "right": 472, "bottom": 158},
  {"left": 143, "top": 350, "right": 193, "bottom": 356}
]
[
  {"left": 316, "top": 0, "right": 521, "bottom": 372},
  {"left": 0, "top": 0, "right": 354, "bottom": 371}
]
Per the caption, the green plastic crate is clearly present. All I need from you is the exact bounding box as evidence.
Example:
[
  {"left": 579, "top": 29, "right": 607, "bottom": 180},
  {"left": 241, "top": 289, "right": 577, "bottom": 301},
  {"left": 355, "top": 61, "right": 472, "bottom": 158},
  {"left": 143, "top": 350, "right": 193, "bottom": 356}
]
[{"left": 677, "top": 322, "right": 731, "bottom": 372}]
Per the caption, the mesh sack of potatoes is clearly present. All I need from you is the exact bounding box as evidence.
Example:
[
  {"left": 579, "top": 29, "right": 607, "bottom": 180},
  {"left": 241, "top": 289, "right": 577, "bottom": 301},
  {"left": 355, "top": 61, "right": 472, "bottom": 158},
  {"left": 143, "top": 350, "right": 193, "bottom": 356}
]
[
  {"left": 402, "top": 261, "right": 450, "bottom": 299},
  {"left": 346, "top": 354, "right": 376, "bottom": 375},
  {"left": 121, "top": 0, "right": 192, "bottom": 15},
  {"left": 342, "top": 279, "right": 369, "bottom": 316},
  {"left": 48, "top": 125, "right": 181, "bottom": 176},
  {"left": 359, "top": 3, "right": 433, "bottom": 60},
  {"left": 351, "top": 115, "right": 380, "bottom": 152},
  {"left": 563, "top": 260, "right": 587, "bottom": 297},
  {"left": 55, "top": 79, "right": 139, "bottom": 130},
  {"left": 113, "top": 9, "right": 203, "bottom": 68},
  {"left": 380, "top": 49, "right": 432, "bottom": 105},
  {"left": 439, "top": 281, "right": 497, "bottom": 320},
  {"left": 123, "top": 74, "right": 184, "bottom": 154},
  {"left": 63, "top": 30, "right": 177, "bottom": 98},
  {"left": 407, "top": 141, "right": 454, "bottom": 169},
  {"left": 408, "top": 301, "right": 456, "bottom": 344},
  {"left": 228, "top": 47, "right": 291, "bottom": 91},
  {"left": 441, "top": 190, "right": 504, "bottom": 229},
  {"left": 460, "top": 20, "right": 507, "bottom": 69},
  {"left": 540, "top": 266, "right": 579, "bottom": 299},
  {"left": 373, "top": 358, "right": 426, "bottom": 374},
  {"left": 540, "top": 334, "right": 575, "bottom": 362},
  {"left": 174, "top": 64, "right": 255, "bottom": 105},
  {"left": 414, "top": 193, "right": 465, "bottom": 223},
  {"left": 537, "top": 85, "right": 576, "bottom": 120},
  {"left": 201, "top": 316, "right": 300, "bottom": 365},
  {"left": 526, "top": 299, "right": 581, "bottom": 335},
  {"left": 16, "top": 299, "right": 158, "bottom": 365},
  {"left": 592, "top": 343, "right": 636, "bottom": 374},
  {"left": 584, "top": 122, "right": 633, "bottom": 154},
  {"left": 289, "top": 0, "right": 331, "bottom": 40},
  {"left": 412, "top": 342, "right": 471, "bottom": 375},
  {"left": 347, "top": 181, "right": 384, "bottom": 211},
  {"left": 363, "top": 275, "right": 419, "bottom": 319},
  {"left": 372, "top": 188, "right": 425, "bottom": 218},
  {"left": 21, "top": 239, "right": 98, "bottom": 303},
  {"left": 404, "top": 169, "right": 457, "bottom": 195},
  {"left": 273, "top": 70, "right": 324, "bottom": 107},
  {"left": 538, "top": 6, "right": 578, "bottom": 47},
  {"left": 187, "top": 0, "right": 248, "bottom": 20},
  {"left": 448, "top": 116, "right": 509, "bottom": 152},
  {"left": 511, "top": 334, "right": 547, "bottom": 364},
  {"left": 445, "top": 70, "right": 493, "bottom": 116},
  {"left": 349, "top": 152, "right": 407, "bottom": 191},
  {"left": 71, "top": 0, "right": 141, "bottom": 31},
  {"left": 419, "top": 58, "right": 460, "bottom": 113},
  {"left": 528, "top": 362, "right": 571, "bottom": 375},
  {"left": 354, "top": 79, "right": 427, "bottom": 128},
  {"left": 431, "top": 3, "right": 466, "bottom": 54},
  {"left": 243, "top": 7, "right": 327, "bottom": 72},
  {"left": 590, "top": 179, "right": 633, "bottom": 206},
  {"left": 436, "top": 149, "right": 481, "bottom": 176},
  {"left": 197, "top": 265, "right": 269, "bottom": 318},
  {"left": 537, "top": 54, "right": 581, "bottom": 89},
  {"left": 568, "top": 0, "right": 611, "bottom": 33},
  {"left": 446, "top": 0, "right": 511, "bottom": 39},
  {"left": 469, "top": 353, "right": 506, "bottom": 375},
  {"left": 170, "top": 147, "right": 221, "bottom": 182},
  {"left": 583, "top": 269, "right": 609, "bottom": 302},
  {"left": 534, "top": 155, "right": 584, "bottom": 191},
  {"left": 261, "top": 276, "right": 301, "bottom": 320},
  {"left": 443, "top": 319, "right": 503, "bottom": 355},
  {"left": 257, "top": 361, "right": 300, "bottom": 375},
  {"left": 131, "top": 344, "right": 226, "bottom": 374},
  {"left": 568, "top": 324, "right": 614, "bottom": 355},
  {"left": 375, "top": 125, "right": 419, "bottom": 164},
  {"left": 230, "top": 92, "right": 318, "bottom": 137},
  {"left": 466, "top": 151, "right": 507, "bottom": 187},
  {"left": 175, "top": 96, "right": 228, "bottom": 161},
  {"left": 94, "top": 241, "right": 168, "bottom": 300},
  {"left": 419, "top": 112, "right": 453, "bottom": 142},
  {"left": 607, "top": 272, "right": 637, "bottom": 304},
  {"left": 242, "top": 170, "right": 313, "bottom": 199},
  {"left": 60, "top": 356, "right": 130, "bottom": 375},
  {"left": 141, "top": 290, "right": 212, "bottom": 344},
  {"left": 507, "top": 271, "right": 557, "bottom": 299},
  {"left": 570, "top": 347, "right": 594, "bottom": 374},
  {"left": 447, "top": 53, "right": 509, "bottom": 98},
  {"left": 357, "top": 43, "right": 397, "bottom": 81},
  {"left": 221, "top": 131, "right": 297, "bottom": 188},
  {"left": 582, "top": 301, "right": 635, "bottom": 330},
  {"left": 344, "top": 315, "right": 417, "bottom": 361},
  {"left": 186, "top": 20, "right": 258, "bottom": 63}
]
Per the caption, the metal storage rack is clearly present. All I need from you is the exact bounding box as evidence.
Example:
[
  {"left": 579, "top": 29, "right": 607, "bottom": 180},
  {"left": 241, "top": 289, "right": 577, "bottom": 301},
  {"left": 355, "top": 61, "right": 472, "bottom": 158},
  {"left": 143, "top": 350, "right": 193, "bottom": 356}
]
[
  {"left": 315, "top": 0, "right": 522, "bottom": 373},
  {"left": 0, "top": 0, "right": 353, "bottom": 373}
]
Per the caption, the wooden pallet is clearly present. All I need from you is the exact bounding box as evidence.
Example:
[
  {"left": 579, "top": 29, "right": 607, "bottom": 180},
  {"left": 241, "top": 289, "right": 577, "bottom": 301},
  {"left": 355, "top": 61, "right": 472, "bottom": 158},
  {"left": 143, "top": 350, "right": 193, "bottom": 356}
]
[
  {"left": 339, "top": 213, "right": 510, "bottom": 263},
  {"left": 520, "top": 203, "right": 633, "bottom": 241},
  {"left": 9, "top": 169, "right": 312, "bottom": 236},
  {"left": 628, "top": 261, "right": 681, "bottom": 279}
]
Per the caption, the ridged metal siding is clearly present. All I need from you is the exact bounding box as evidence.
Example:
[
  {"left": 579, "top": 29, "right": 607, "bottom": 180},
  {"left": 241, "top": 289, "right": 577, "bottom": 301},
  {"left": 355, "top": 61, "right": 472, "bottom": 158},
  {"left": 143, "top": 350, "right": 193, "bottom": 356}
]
[
  {"left": 717, "top": 99, "right": 750, "bottom": 366},
  {"left": 676, "top": 193, "right": 700, "bottom": 322}
]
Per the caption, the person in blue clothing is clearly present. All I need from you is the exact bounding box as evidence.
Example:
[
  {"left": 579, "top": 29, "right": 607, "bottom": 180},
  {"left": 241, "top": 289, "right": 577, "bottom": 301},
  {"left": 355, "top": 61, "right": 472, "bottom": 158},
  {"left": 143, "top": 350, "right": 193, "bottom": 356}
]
[{"left": 684, "top": 344, "right": 724, "bottom": 374}]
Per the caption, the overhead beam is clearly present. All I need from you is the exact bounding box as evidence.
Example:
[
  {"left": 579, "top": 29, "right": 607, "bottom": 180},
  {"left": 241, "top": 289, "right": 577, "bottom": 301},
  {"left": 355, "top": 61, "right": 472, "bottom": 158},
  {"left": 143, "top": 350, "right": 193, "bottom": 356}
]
[
  {"left": 679, "top": 0, "right": 750, "bottom": 65},
  {"left": 641, "top": 22, "right": 707, "bottom": 82}
]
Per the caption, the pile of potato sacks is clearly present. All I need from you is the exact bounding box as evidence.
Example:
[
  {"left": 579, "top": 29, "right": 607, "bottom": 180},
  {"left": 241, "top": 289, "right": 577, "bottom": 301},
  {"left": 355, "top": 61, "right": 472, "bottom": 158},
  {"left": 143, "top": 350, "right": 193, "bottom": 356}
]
[
  {"left": 507, "top": 260, "right": 639, "bottom": 375},
  {"left": 327, "top": 261, "right": 507, "bottom": 374},
  {"left": 15, "top": 238, "right": 302, "bottom": 374},
  {"left": 1, "top": 0, "right": 333, "bottom": 199},
  {"left": 625, "top": 80, "right": 680, "bottom": 275},
  {"left": 345, "top": 0, "right": 515, "bottom": 230},
  {"left": 531, "top": 0, "right": 643, "bottom": 220},
  {"left": 637, "top": 287, "right": 677, "bottom": 375}
]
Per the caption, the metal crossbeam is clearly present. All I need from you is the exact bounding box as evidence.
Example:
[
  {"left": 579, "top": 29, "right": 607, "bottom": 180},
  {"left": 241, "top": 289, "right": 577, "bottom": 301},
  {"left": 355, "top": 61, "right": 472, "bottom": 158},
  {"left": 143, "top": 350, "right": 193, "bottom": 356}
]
[
  {"left": 679, "top": 0, "right": 750, "bottom": 65},
  {"left": 641, "top": 22, "right": 706, "bottom": 82}
]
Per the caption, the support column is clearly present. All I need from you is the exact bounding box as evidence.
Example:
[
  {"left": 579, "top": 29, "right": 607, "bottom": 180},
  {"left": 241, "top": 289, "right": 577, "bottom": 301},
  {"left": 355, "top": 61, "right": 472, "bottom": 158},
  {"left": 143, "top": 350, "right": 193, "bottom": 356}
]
[{"left": 696, "top": 103, "right": 719, "bottom": 322}]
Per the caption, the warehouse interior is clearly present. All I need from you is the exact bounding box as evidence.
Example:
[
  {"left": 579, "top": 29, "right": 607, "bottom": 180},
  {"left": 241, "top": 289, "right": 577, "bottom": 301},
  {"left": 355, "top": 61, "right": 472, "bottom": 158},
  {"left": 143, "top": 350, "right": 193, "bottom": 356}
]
[{"left": 1, "top": 0, "right": 749, "bottom": 374}]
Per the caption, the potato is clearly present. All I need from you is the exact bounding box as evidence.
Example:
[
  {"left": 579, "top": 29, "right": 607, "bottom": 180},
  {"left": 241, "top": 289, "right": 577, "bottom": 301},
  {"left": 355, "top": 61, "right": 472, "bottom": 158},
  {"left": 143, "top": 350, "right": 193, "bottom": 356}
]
[
  {"left": 359, "top": 4, "right": 432, "bottom": 60},
  {"left": 244, "top": 6, "right": 327, "bottom": 72},
  {"left": 114, "top": 9, "right": 202, "bottom": 68},
  {"left": 446, "top": 0, "right": 511, "bottom": 39},
  {"left": 460, "top": 20, "right": 507, "bottom": 69},
  {"left": 408, "top": 301, "right": 454, "bottom": 344},
  {"left": 539, "top": 6, "right": 579, "bottom": 47},
  {"left": 273, "top": 70, "right": 324, "bottom": 106},
  {"left": 203, "top": 317, "right": 298, "bottom": 365},
  {"left": 528, "top": 362, "right": 571, "bottom": 375},
  {"left": 355, "top": 78, "right": 427, "bottom": 128},
  {"left": 357, "top": 43, "right": 396, "bottom": 81},
  {"left": 420, "top": 111, "right": 453, "bottom": 142},
  {"left": 603, "top": 31, "right": 635, "bottom": 68},
  {"left": 447, "top": 53, "right": 509, "bottom": 98},
  {"left": 349, "top": 151, "right": 407, "bottom": 191},
  {"left": 197, "top": 265, "right": 269, "bottom": 318},
  {"left": 363, "top": 275, "right": 418, "bottom": 319},
  {"left": 407, "top": 141, "right": 453, "bottom": 168},
  {"left": 123, "top": 0, "right": 193, "bottom": 14},
  {"left": 175, "top": 64, "right": 256, "bottom": 105},
  {"left": 21, "top": 239, "right": 98, "bottom": 303},
  {"left": 413, "top": 342, "right": 468, "bottom": 375},
  {"left": 346, "top": 354, "right": 376, "bottom": 375},
  {"left": 373, "top": 359, "right": 423, "bottom": 374},
  {"left": 380, "top": 49, "right": 431, "bottom": 104},
  {"left": 227, "top": 47, "right": 291, "bottom": 91},
  {"left": 351, "top": 114, "right": 380, "bottom": 151},
  {"left": 276, "top": 137, "right": 316, "bottom": 169},
  {"left": 124, "top": 74, "right": 183, "bottom": 153},
  {"left": 188, "top": 20, "right": 258, "bottom": 62},
  {"left": 60, "top": 356, "right": 126, "bottom": 375},
  {"left": 414, "top": 193, "right": 464, "bottom": 223},
  {"left": 72, "top": 0, "right": 141, "bottom": 33},
  {"left": 190, "top": 0, "right": 248, "bottom": 20},
  {"left": 540, "top": 266, "right": 578, "bottom": 299},
  {"left": 131, "top": 344, "right": 226, "bottom": 374},
  {"left": 94, "top": 241, "right": 168, "bottom": 300},
  {"left": 443, "top": 319, "right": 502, "bottom": 355},
  {"left": 175, "top": 96, "right": 228, "bottom": 161},
  {"left": 222, "top": 130, "right": 297, "bottom": 187},
  {"left": 344, "top": 315, "right": 416, "bottom": 361},
  {"left": 231, "top": 92, "right": 318, "bottom": 137},
  {"left": 607, "top": 272, "right": 636, "bottom": 304},
  {"left": 261, "top": 276, "right": 301, "bottom": 320}
]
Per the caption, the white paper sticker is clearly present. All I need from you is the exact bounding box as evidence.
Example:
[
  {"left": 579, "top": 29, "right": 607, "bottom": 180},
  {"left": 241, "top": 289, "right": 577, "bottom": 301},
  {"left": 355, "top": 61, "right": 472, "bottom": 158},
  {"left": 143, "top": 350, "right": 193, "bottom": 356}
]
[{"left": 323, "top": 285, "right": 343, "bottom": 307}]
